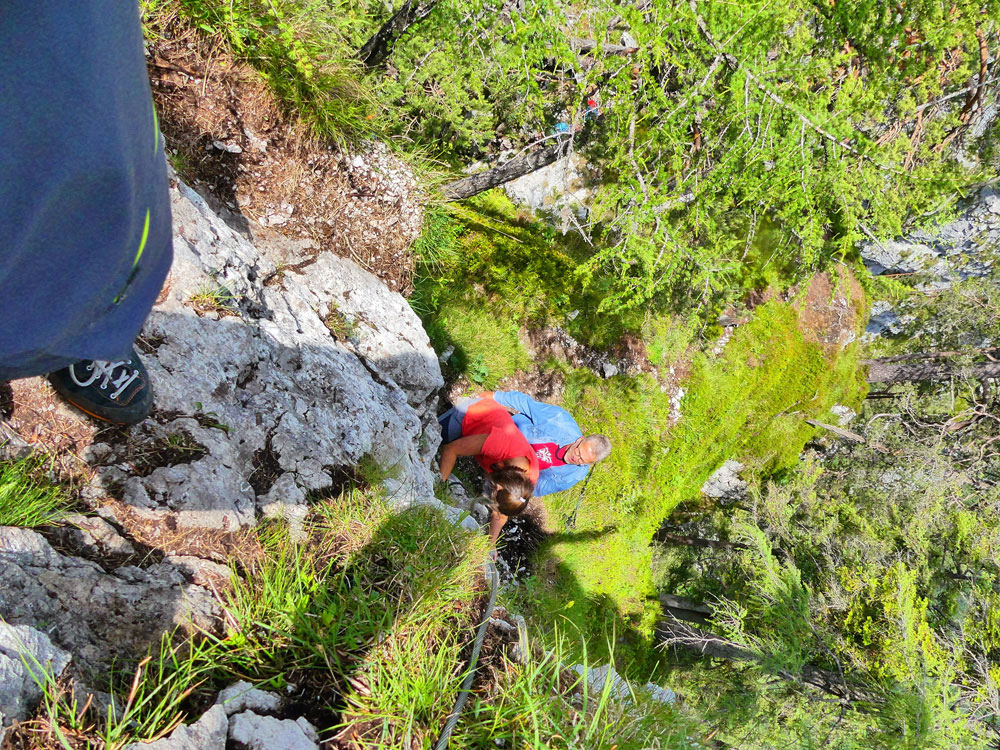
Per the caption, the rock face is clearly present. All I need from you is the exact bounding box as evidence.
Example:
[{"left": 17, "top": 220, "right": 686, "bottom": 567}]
[
  {"left": 0, "top": 173, "right": 461, "bottom": 726},
  {"left": 504, "top": 152, "right": 594, "bottom": 231},
  {"left": 0, "top": 624, "right": 72, "bottom": 734},
  {"left": 860, "top": 186, "right": 1000, "bottom": 288},
  {"left": 121, "top": 683, "right": 315, "bottom": 750},
  {"left": 216, "top": 681, "right": 282, "bottom": 716},
  {"left": 228, "top": 710, "right": 319, "bottom": 750},
  {"left": 0, "top": 527, "right": 218, "bottom": 677},
  {"left": 570, "top": 663, "right": 676, "bottom": 705},
  {"left": 88, "top": 177, "right": 445, "bottom": 530},
  {"left": 700, "top": 459, "right": 748, "bottom": 500},
  {"left": 124, "top": 704, "right": 228, "bottom": 750},
  {"left": 863, "top": 186, "right": 1000, "bottom": 343}
]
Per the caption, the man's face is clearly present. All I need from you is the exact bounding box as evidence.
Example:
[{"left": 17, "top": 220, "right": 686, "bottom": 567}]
[{"left": 564, "top": 437, "right": 598, "bottom": 466}]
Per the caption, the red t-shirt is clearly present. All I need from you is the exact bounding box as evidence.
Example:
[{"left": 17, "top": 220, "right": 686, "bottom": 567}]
[
  {"left": 531, "top": 442, "right": 567, "bottom": 470},
  {"left": 462, "top": 399, "right": 540, "bottom": 483}
]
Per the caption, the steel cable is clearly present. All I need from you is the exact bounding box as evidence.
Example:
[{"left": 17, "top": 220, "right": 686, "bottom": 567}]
[{"left": 434, "top": 558, "right": 500, "bottom": 750}]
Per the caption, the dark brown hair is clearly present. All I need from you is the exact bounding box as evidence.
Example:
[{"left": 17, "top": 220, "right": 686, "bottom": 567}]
[{"left": 488, "top": 467, "right": 534, "bottom": 517}]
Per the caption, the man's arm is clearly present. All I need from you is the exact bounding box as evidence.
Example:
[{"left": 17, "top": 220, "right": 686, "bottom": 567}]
[
  {"left": 534, "top": 464, "right": 590, "bottom": 497},
  {"left": 492, "top": 390, "right": 542, "bottom": 422}
]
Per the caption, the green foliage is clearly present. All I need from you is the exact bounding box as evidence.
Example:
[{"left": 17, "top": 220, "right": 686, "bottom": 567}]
[
  {"left": 428, "top": 299, "right": 533, "bottom": 387},
  {"left": 515, "top": 295, "right": 866, "bottom": 677},
  {"left": 25, "top": 632, "right": 219, "bottom": 750},
  {"left": 153, "top": 0, "right": 378, "bottom": 141},
  {"left": 574, "top": 0, "right": 991, "bottom": 311},
  {"left": 452, "top": 632, "right": 697, "bottom": 750},
  {"left": 188, "top": 283, "right": 237, "bottom": 316},
  {"left": 153, "top": 0, "right": 992, "bottom": 316},
  {"left": 369, "top": 0, "right": 580, "bottom": 158},
  {"left": 23, "top": 486, "right": 694, "bottom": 748},
  {"left": 658, "top": 364, "right": 1000, "bottom": 745},
  {"left": 0, "top": 459, "right": 73, "bottom": 527},
  {"left": 412, "top": 193, "right": 645, "bottom": 375}
]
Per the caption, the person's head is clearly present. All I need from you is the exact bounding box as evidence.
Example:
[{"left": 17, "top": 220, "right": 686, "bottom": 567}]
[
  {"left": 562, "top": 434, "right": 612, "bottom": 466},
  {"left": 488, "top": 466, "right": 535, "bottom": 516}
]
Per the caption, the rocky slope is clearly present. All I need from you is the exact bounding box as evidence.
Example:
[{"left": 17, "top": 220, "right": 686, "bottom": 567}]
[{"left": 0, "top": 165, "right": 475, "bottom": 739}]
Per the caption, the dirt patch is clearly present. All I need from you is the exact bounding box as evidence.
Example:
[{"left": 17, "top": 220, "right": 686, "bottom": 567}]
[
  {"left": 0, "top": 377, "right": 100, "bottom": 484},
  {"left": 793, "top": 270, "right": 864, "bottom": 353},
  {"left": 105, "top": 499, "right": 264, "bottom": 566},
  {"left": 525, "top": 326, "right": 651, "bottom": 376},
  {"left": 443, "top": 322, "right": 656, "bottom": 405},
  {"left": 497, "top": 366, "right": 567, "bottom": 403},
  {"left": 145, "top": 12, "right": 421, "bottom": 295}
]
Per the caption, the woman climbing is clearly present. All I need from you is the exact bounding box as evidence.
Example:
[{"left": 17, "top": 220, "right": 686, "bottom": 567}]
[{"left": 438, "top": 397, "right": 538, "bottom": 551}]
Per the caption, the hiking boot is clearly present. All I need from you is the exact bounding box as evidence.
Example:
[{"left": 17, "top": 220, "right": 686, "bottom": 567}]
[{"left": 47, "top": 348, "right": 153, "bottom": 425}]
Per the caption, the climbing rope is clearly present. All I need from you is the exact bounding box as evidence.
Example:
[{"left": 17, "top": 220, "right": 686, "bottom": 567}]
[{"left": 434, "top": 558, "right": 500, "bottom": 750}]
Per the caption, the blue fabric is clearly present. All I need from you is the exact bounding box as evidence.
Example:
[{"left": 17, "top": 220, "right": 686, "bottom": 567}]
[
  {"left": 438, "top": 397, "right": 477, "bottom": 444},
  {"left": 0, "top": 0, "right": 173, "bottom": 380},
  {"left": 438, "top": 407, "right": 464, "bottom": 444},
  {"left": 492, "top": 390, "right": 589, "bottom": 496}
]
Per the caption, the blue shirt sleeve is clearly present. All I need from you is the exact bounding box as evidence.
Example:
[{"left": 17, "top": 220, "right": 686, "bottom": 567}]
[
  {"left": 493, "top": 391, "right": 540, "bottom": 422},
  {"left": 534, "top": 464, "right": 590, "bottom": 496}
]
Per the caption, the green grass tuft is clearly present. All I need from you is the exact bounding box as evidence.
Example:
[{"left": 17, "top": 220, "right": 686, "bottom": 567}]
[{"left": 0, "top": 459, "right": 73, "bottom": 527}]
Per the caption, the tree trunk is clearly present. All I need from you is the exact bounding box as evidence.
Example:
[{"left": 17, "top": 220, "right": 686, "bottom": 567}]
[
  {"left": 653, "top": 531, "right": 749, "bottom": 551},
  {"left": 441, "top": 137, "right": 571, "bottom": 200},
  {"left": 805, "top": 419, "right": 865, "bottom": 443},
  {"left": 658, "top": 619, "right": 883, "bottom": 704},
  {"left": 865, "top": 358, "right": 1000, "bottom": 383},
  {"left": 658, "top": 594, "right": 712, "bottom": 625},
  {"left": 357, "top": 0, "right": 440, "bottom": 68}
]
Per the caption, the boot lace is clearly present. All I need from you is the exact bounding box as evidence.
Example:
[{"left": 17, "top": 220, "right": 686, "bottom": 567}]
[{"left": 68, "top": 359, "right": 140, "bottom": 400}]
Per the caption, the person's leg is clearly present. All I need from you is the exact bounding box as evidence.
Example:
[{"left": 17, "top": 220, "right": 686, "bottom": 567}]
[
  {"left": 438, "top": 397, "right": 478, "bottom": 443},
  {"left": 0, "top": 1, "right": 173, "bottom": 425},
  {"left": 438, "top": 408, "right": 465, "bottom": 443}
]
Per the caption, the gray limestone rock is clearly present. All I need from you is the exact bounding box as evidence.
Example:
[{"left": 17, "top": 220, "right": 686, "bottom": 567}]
[
  {"left": 865, "top": 186, "right": 1000, "bottom": 340},
  {"left": 0, "top": 422, "right": 33, "bottom": 463},
  {"left": 860, "top": 239, "right": 937, "bottom": 275},
  {"left": 0, "top": 527, "right": 218, "bottom": 677},
  {"left": 228, "top": 710, "right": 318, "bottom": 750},
  {"left": 123, "top": 704, "right": 228, "bottom": 750},
  {"left": 52, "top": 514, "right": 136, "bottom": 563},
  {"left": 0, "top": 624, "right": 72, "bottom": 730},
  {"left": 985, "top": 190, "right": 1000, "bottom": 216},
  {"left": 164, "top": 555, "right": 232, "bottom": 589},
  {"left": 504, "top": 153, "right": 593, "bottom": 231},
  {"left": 92, "top": 178, "right": 445, "bottom": 528},
  {"left": 0, "top": 172, "right": 477, "bottom": 693},
  {"left": 865, "top": 186, "right": 999, "bottom": 281},
  {"left": 216, "top": 681, "right": 282, "bottom": 716},
  {"left": 830, "top": 404, "right": 857, "bottom": 427},
  {"left": 866, "top": 301, "right": 905, "bottom": 337},
  {"left": 470, "top": 502, "right": 490, "bottom": 525},
  {"left": 570, "top": 662, "right": 676, "bottom": 706},
  {"left": 701, "top": 460, "right": 747, "bottom": 500}
]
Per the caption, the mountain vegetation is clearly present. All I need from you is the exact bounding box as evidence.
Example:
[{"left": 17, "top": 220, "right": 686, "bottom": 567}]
[
  {"left": 142, "top": 0, "right": 1000, "bottom": 744},
  {"left": 2, "top": 0, "right": 998, "bottom": 748}
]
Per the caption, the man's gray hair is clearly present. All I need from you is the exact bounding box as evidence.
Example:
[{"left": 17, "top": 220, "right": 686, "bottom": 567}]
[{"left": 582, "top": 434, "right": 612, "bottom": 462}]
